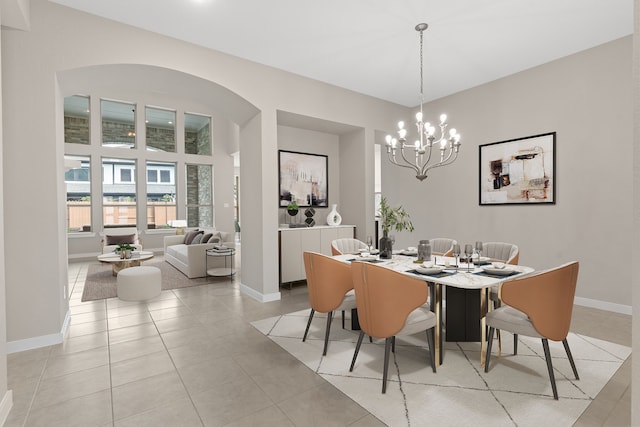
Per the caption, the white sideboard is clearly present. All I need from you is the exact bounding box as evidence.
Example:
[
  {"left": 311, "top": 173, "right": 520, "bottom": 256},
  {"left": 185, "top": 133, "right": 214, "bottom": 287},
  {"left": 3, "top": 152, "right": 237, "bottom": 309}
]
[{"left": 279, "top": 225, "right": 355, "bottom": 285}]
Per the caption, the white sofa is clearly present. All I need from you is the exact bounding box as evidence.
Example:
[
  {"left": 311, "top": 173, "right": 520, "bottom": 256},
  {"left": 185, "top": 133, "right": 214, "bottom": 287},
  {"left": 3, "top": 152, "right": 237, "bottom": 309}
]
[{"left": 164, "top": 228, "right": 235, "bottom": 278}]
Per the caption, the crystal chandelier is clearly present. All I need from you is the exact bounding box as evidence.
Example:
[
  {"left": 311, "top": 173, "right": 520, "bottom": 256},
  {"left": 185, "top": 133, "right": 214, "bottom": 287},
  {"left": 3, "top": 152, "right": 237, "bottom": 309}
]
[{"left": 385, "top": 23, "right": 461, "bottom": 181}]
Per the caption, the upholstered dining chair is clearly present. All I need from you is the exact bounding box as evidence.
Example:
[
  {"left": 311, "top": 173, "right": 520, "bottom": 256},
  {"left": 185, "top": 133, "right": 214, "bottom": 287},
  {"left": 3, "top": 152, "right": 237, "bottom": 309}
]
[
  {"left": 484, "top": 261, "right": 580, "bottom": 400},
  {"left": 349, "top": 261, "right": 436, "bottom": 393},
  {"left": 483, "top": 241, "right": 519, "bottom": 265},
  {"left": 429, "top": 238, "right": 457, "bottom": 256},
  {"left": 484, "top": 242, "right": 520, "bottom": 307},
  {"left": 331, "top": 238, "right": 369, "bottom": 256},
  {"left": 302, "top": 252, "right": 357, "bottom": 355}
]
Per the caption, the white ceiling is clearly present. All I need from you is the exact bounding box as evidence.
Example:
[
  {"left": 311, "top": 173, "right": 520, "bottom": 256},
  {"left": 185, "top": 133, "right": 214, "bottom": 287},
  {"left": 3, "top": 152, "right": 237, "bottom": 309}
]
[{"left": 51, "top": 0, "right": 633, "bottom": 107}]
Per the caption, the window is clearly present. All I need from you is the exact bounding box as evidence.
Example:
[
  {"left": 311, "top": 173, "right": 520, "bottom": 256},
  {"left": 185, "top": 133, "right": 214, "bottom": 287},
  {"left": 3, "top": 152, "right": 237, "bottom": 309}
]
[
  {"left": 65, "top": 94, "right": 215, "bottom": 233},
  {"left": 186, "top": 164, "right": 213, "bottom": 227},
  {"left": 102, "top": 99, "right": 136, "bottom": 148},
  {"left": 65, "top": 155, "right": 91, "bottom": 232},
  {"left": 146, "top": 106, "right": 176, "bottom": 152},
  {"left": 185, "top": 113, "right": 211, "bottom": 155},
  {"left": 146, "top": 161, "right": 176, "bottom": 229},
  {"left": 64, "top": 95, "right": 90, "bottom": 145},
  {"left": 103, "top": 158, "right": 137, "bottom": 227}
]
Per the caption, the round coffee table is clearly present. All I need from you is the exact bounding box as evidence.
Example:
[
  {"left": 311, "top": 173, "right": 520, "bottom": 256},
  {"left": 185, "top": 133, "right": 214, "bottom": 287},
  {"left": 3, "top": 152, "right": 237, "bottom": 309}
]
[{"left": 97, "top": 250, "right": 155, "bottom": 276}]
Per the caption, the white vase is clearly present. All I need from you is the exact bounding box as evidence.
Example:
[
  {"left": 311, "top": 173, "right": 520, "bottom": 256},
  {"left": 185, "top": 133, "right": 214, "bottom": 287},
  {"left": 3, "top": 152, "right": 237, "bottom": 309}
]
[{"left": 326, "top": 204, "right": 342, "bottom": 226}]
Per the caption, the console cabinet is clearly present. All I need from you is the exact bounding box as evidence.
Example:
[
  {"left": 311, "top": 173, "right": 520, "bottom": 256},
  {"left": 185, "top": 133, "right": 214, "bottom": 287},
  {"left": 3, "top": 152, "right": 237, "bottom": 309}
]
[{"left": 279, "top": 225, "right": 355, "bottom": 285}]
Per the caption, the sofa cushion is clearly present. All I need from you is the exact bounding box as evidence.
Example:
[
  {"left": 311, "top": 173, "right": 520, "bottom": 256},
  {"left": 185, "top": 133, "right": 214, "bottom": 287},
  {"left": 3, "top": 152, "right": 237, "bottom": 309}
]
[
  {"left": 207, "top": 231, "right": 222, "bottom": 243},
  {"left": 184, "top": 229, "right": 203, "bottom": 245},
  {"left": 166, "top": 244, "right": 189, "bottom": 264},
  {"left": 105, "top": 234, "right": 136, "bottom": 245}
]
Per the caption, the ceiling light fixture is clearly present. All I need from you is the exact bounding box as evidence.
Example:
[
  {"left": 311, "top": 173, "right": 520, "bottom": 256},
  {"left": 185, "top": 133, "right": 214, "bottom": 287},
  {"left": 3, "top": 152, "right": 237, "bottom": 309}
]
[{"left": 385, "top": 23, "right": 461, "bottom": 181}]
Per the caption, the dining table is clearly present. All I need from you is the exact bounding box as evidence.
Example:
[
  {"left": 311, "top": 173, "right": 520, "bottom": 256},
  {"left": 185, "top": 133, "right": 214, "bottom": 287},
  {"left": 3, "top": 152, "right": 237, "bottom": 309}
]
[{"left": 334, "top": 252, "right": 534, "bottom": 368}]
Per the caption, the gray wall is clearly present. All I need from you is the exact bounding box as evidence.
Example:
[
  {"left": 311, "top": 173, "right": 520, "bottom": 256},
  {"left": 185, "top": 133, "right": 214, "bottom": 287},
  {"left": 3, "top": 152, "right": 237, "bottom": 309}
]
[{"left": 382, "top": 36, "right": 633, "bottom": 310}]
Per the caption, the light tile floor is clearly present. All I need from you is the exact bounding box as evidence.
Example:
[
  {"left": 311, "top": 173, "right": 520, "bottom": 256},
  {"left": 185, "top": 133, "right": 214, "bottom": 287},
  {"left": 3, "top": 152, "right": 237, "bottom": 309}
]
[{"left": 4, "top": 261, "right": 631, "bottom": 426}]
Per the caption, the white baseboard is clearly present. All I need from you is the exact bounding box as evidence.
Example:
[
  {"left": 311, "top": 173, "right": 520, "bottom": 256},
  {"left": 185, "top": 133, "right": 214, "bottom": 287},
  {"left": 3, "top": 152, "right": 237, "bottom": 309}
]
[
  {"left": 7, "top": 310, "right": 71, "bottom": 354},
  {"left": 240, "top": 283, "right": 281, "bottom": 303},
  {"left": 0, "top": 390, "right": 13, "bottom": 427},
  {"left": 574, "top": 296, "right": 632, "bottom": 315}
]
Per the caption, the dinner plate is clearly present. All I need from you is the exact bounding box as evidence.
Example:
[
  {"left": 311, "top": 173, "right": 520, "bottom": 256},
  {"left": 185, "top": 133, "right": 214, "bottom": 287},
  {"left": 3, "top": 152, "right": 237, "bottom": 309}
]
[
  {"left": 401, "top": 250, "right": 418, "bottom": 256},
  {"left": 482, "top": 266, "right": 515, "bottom": 276},
  {"left": 415, "top": 266, "right": 444, "bottom": 275},
  {"left": 357, "top": 255, "right": 378, "bottom": 262}
]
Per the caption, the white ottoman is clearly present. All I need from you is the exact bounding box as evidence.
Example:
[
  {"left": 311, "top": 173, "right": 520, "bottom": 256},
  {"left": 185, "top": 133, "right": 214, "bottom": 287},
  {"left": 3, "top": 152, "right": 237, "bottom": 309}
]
[{"left": 117, "top": 266, "right": 161, "bottom": 301}]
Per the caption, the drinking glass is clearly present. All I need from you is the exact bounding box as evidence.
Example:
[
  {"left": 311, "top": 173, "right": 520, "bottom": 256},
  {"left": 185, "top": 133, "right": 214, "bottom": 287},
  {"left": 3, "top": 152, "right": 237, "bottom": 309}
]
[
  {"left": 452, "top": 244, "right": 461, "bottom": 267},
  {"left": 366, "top": 236, "right": 373, "bottom": 253},
  {"left": 474, "top": 241, "right": 483, "bottom": 264},
  {"left": 390, "top": 235, "right": 396, "bottom": 245},
  {"left": 464, "top": 244, "right": 474, "bottom": 272}
]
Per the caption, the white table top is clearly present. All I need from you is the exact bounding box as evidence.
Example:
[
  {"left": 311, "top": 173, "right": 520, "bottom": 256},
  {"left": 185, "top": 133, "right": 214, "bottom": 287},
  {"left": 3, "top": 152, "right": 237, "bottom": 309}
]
[
  {"left": 334, "top": 254, "right": 534, "bottom": 290},
  {"left": 97, "top": 250, "right": 154, "bottom": 263}
]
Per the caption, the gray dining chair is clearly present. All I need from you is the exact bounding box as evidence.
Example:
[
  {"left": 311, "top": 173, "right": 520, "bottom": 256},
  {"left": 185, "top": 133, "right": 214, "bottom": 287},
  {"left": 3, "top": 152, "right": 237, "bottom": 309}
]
[
  {"left": 429, "top": 238, "right": 457, "bottom": 256},
  {"left": 331, "top": 238, "right": 368, "bottom": 255}
]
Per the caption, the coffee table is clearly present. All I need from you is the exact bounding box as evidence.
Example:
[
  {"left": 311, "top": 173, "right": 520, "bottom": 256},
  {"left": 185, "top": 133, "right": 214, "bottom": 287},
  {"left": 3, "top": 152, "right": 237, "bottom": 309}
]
[{"left": 97, "top": 251, "right": 154, "bottom": 275}]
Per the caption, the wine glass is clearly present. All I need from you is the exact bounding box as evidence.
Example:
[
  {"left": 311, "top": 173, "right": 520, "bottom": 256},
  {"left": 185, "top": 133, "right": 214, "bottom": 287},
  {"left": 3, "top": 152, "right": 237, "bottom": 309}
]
[
  {"left": 474, "top": 241, "right": 483, "bottom": 264},
  {"left": 452, "top": 243, "right": 461, "bottom": 267},
  {"left": 389, "top": 235, "right": 396, "bottom": 246},
  {"left": 464, "top": 244, "right": 474, "bottom": 272},
  {"left": 366, "top": 236, "right": 373, "bottom": 253}
]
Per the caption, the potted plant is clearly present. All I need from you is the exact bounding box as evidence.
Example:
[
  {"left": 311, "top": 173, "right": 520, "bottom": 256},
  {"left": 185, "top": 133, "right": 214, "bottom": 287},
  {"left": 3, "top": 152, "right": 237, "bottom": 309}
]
[
  {"left": 115, "top": 243, "right": 134, "bottom": 259},
  {"left": 378, "top": 196, "right": 414, "bottom": 259},
  {"left": 287, "top": 200, "right": 299, "bottom": 216}
]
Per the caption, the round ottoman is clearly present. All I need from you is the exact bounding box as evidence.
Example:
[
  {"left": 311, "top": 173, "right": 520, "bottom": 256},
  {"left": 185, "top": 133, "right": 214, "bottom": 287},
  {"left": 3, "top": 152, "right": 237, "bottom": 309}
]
[{"left": 117, "top": 266, "right": 161, "bottom": 301}]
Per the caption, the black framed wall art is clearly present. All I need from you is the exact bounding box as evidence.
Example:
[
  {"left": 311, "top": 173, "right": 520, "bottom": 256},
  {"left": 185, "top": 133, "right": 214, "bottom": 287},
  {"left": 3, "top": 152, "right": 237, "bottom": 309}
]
[
  {"left": 479, "top": 132, "right": 556, "bottom": 205},
  {"left": 278, "top": 150, "right": 328, "bottom": 207}
]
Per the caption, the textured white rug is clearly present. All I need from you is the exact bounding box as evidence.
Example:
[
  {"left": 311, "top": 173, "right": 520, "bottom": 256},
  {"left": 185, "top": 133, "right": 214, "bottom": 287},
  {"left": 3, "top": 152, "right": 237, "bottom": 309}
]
[{"left": 252, "top": 309, "right": 631, "bottom": 427}]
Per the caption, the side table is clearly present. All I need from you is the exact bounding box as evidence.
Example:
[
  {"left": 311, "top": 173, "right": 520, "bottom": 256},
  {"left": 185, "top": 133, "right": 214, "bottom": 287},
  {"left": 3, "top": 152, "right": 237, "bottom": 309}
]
[{"left": 206, "top": 247, "right": 236, "bottom": 277}]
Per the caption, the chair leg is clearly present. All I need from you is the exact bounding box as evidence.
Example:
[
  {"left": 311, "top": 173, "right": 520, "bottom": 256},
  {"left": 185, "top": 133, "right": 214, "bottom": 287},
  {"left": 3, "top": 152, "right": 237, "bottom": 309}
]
[
  {"left": 382, "top": 337, "right": 393, "bottom": 393},
  {"left": 323, "top": 311, "right": 333, "bottom": 356},
  {"left": 426, "top": 328, "right": 436, "bottom": 373},
  {"left": 391, "top": 336, "right": 396, "bottom": 353},
  {"left": 542, "top": 338, "right": 559, "bottom": 400},
  {"left": 513, "top": 333, "right": 518, "bottom": 355},
  {"left": 302, "top": 309, "right": 315, "bottom": 342},
  {"left": 562, "top": 338, "right": 580, "bottom": 380},
  {"left": 485, "top": 327, "right": 495, "bottom": 373},
  {"left": 349, "top": 331, "right": 365, "bottom": 372},
  {"left": 341, "top": 310, "right": 345, "bottom": 329}
]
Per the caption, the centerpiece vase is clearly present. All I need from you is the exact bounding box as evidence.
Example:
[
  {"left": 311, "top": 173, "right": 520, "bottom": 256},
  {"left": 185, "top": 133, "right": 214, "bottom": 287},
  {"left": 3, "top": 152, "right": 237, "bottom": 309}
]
[{"left": 379, "top": 231, "right": 393, "bottom": 259}]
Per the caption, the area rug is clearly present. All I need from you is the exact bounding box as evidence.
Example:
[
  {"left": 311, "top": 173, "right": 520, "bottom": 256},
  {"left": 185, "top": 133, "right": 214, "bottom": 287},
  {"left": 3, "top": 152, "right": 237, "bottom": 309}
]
[
  {"left": 251, "top": 310, "right": 631, "bottom": 427},
  {"left": 81, "top": 260, "right": 211, "bottom": 302}
]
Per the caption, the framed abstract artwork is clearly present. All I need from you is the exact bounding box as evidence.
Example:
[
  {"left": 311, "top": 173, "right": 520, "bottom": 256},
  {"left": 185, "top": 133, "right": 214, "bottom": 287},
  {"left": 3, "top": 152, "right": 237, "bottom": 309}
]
[
  {"left": 278, "top": 150, "right": 328, "bottom": 207},
  {"left": 479, "top": 132, "right": 556, "bottom": 205}
]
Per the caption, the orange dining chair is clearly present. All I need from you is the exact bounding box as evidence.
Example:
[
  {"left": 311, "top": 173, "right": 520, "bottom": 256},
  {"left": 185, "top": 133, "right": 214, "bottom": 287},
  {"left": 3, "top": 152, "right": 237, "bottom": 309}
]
[
  {"left": 484, "top": 261, "right": 580, "bottom": 399},
  {"left": 331, "top": 238, "right": 369, "bottom": 256},
  {"left": 302, "top": 252, "right": 357, "bottom": 355},
  {"left": 349, "top": 261, "right": 436, "bottom": 393}
]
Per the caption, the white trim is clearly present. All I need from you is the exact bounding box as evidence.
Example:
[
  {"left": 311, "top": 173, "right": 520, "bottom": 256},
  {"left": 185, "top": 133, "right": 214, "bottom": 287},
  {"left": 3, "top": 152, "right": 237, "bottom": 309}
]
[
  {"left": 240, "top": 283, "right": 281, "bottom": 303},
  {"left": 574, "top": 296, "right": 632, "bottom": 315},
  {"left": 0, "top": 391, "right": 13, "bottom": 427},
  {"left": 7, "top": 310, "right": 71, "bottom": 354}
]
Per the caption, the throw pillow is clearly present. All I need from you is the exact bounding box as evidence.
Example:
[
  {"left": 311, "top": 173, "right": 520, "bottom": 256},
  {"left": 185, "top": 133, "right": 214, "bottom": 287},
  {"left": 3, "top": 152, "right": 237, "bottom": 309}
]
[
  {"left": 105, "top": 234, "right": 135, "bottom": 245},
  {"left": 192, "top": 234, "right": 203, "bottom": 244},
  {"left": 207, "top": 231, "right": 222, "bottom": 243},
  {"left": 184, "top": 229, "right": 203, "bottom": 245},
  {"left": 201, "top": 233, "right": 213, "bottom": 244}
]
